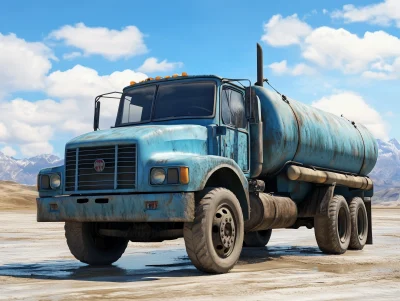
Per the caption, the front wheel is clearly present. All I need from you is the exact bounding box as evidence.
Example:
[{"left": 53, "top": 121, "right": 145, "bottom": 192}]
[
  {"left": 183, "top": 187, "right": 244, "bottom": 274},
  {"left": 65, "top": 222, "right": 128, "bottom": 265}
]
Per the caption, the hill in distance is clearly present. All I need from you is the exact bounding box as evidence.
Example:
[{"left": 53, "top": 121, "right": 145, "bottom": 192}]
[{"left": 0, "top": 181, "right": 37, "bottom": 210}]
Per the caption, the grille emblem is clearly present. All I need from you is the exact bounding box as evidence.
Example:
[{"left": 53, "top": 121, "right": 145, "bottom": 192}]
[{"left": 94, "top": 159, "right": 106, "bottom": 172}]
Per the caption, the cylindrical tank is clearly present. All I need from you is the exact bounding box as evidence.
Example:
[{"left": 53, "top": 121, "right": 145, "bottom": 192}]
[{"left": 253, "top": 87, "right": 378, "bottom": 176}]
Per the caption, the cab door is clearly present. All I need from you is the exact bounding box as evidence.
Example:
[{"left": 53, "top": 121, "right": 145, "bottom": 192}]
[{"left": 220, "top": 85, "right": 249, "bottom": 172}]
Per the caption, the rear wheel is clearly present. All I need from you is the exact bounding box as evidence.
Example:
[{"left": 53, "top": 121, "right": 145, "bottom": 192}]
[
  {"left": 65, "top": 222, "right": 128, "bottom": 265},
  {"left": 349, "top": 197, "right": 368, "bottom": 250},
  {"left": 314, "top": 195, "right": 351, "bottom": 254},
  {"left": 243, "top": 229, "right": 272, "bottom": 247},
  {"left": 183, "top": 187, "right": 244, "bottom": 274}
]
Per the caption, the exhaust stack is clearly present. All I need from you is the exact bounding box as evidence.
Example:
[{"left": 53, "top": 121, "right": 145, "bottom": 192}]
[{"left": 256, "top": 43, "right": 263, "bottom": 86}]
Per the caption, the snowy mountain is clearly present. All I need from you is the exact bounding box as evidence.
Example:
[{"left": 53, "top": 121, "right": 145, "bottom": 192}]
[
  {"left": 0, "top": 152, "right": 63, "bottom": 185},
  {"left": 368, "top": 138, "right": 400, "bottom": 206},
  {"left": 369, "top": 139, "right": 400, "bottom": 190}
]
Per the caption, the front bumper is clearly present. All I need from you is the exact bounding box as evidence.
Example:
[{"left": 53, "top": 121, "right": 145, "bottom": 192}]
[{"left": 37, "top": 192, "right": 195, "bottom": 222}]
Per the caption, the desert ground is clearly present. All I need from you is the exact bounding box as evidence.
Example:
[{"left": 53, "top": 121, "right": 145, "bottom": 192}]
[{"left": 0, "top": 182, "right": 399, "bottom": 300}]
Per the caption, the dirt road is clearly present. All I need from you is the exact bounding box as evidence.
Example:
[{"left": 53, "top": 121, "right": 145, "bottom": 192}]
[{"left": 0, "top": 208, "right": 399, "bottom": 300}]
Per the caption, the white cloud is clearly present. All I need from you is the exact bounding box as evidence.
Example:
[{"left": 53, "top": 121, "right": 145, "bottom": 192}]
[
  {"left": 10, "top": 121, "right": 53, "bottom": 143},
  {"left": 20, "top": 142, "right": 53, "bottom": 157},
  {"left": 371, "top": 60, "right": 394, "bottom": 72},
  {"left": 332, "top": 0, "right": 400, "bottom": 27},
  {"left": 0, "top": 101, "right": 56, "bottom": 156},
  {"left": 0, "top": 97, "right": 80, "bottom": 156},
  {"left": 362, "top": 57, "right": 400, "bottom": 79},
  {"left": 0, "top": 33, "right": 55, "bottom": 96},
  {"left": 362, "top": 70, "right": 394, "bottom": 80},
  {"left": 261, "top": 14, "right": 312, "bottom": 46},
  {"left": 268, "top": 60, "right": 288, "bottom": 74},
  {"left": 1, "top": 146, "right": 17, "bottom": 157},
  {"left": 262, "top": 14, "right": 400, "bottom": 79},
  {"left": 268, "top": 60, "right": 316, "bottom": 76},
  {"left": 49, "top": 23, "right": 147, "bottom": 60},
  {"left": 0, "top": 64, "right": 148, "bottom": 156},
  {"left": 303, "top": 28, "right": 400, "bottom": 74},
  {"left": 291, "top": 63, "right": 316, "bottom": 76},
  {"left": 322, "top": 9, "right": 328, "bottom": 15},
  {"left": 137, "top": 57, "right": 184, "bottom": 73},
  {"left": 46, "top": 65, "right": 147, "bottom": 132},
  {"left": 0, "top": 123, "right": 8, "bottom": 140},
  {"left": 46, "top": 65, "right": 147, "bottom": 98},
  {"left": 63, "top": 51, "right": 82, "bottom": 60},
  {"left": 312, "top": 92, "right": 388, "bottom": 139}
]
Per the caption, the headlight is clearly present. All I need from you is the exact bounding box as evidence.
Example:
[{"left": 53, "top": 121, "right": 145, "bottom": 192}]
[
  {"left": 150, "top": 168, "right": 166, "bottom": 185},
  {"left": 50, "top": 174, "right": 61, "bottom": 189}
]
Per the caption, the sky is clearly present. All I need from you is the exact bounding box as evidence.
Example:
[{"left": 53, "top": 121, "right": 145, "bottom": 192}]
[{"left": 0, "top": 0, "right": 399, "bottom": 159}]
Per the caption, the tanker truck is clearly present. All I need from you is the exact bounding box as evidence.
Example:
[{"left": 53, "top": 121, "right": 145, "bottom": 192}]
[{"left": 36, "top": 44, "right": 378, "bottom": 274}]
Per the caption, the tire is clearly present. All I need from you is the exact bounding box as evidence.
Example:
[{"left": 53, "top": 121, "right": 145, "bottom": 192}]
[
  {"left": 243, "top": 229, "right": 272, "bottom": 247},
  {"left": 348, "top": 197, "right": 368, "bottom": 250},
  {"left": 65, "top": 222, "right": 128, "bottom": 265},
  {"left": 183, "top": 187, "right": 244, "bottom": 274},
  {"left": 314, "top": 195, "right": 351, "bottom": 254}
]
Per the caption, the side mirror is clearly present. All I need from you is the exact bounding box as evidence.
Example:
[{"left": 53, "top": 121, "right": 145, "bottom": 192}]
[
  {"left": 245, "top": 87, "right": 259, "bottom": 123},
  {"left": 93, "top": 101, "right": 101, "bottom": 131}
]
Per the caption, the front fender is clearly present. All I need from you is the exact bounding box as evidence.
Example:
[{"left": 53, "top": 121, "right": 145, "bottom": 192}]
[
  {"left": 147, "top": 153, "right": 246, "bottom": 187},
  {"left": 146, "top": 153, "right": 249, "bottom": 214},
  {"left": 38, "top": 165, "right": 64, "bottom": 197}
]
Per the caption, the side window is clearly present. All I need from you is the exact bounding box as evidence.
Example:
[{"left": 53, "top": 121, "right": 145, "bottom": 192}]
[{"left": 221, "top": 88, "right": 246, "bottom": 128}]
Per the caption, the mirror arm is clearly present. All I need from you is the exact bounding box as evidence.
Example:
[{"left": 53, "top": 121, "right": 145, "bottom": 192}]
[{"left": 93, "top": 100, "right": 101, "bottom": 131}]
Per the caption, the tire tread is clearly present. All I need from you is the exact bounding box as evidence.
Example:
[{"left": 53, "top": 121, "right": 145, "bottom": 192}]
[{"left": 184, "top": 187, "right": 243, "bottom": 273}]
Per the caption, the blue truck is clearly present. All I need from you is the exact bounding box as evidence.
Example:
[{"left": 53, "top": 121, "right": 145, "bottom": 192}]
[{"left": 36, "top": 44, "right": 378, "bottom": 274}]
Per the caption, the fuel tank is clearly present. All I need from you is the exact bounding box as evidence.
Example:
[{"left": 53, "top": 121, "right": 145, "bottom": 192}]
[{"left": 253, "top": 86, "right": 378, "bottom": 176}]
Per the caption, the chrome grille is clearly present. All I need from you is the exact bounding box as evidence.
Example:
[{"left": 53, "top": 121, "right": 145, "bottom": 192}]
[{"left": 65, "top": 144, "right": 137, "bottom": 191}]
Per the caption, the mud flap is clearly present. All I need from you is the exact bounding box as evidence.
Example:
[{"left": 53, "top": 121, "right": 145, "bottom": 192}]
[
  {"left": 365, "top": 197, "right": 373, "bottom": 245},
  {"left": 296, "top": 183, "right": 336, "bottom": 218},
  {"left": 319, "top": 183, "right": 336, "bottom": 216}
]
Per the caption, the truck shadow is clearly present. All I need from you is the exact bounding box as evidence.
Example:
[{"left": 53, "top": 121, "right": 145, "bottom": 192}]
[{"left": 0, "top": 245, "right": 323, "bottom": 283}]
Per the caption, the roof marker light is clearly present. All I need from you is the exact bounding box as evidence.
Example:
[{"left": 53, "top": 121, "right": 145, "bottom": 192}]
[
  {"left": 130, "top": 81, "right": 136, "bottom": 85},
  {"left": 172, "top": 74, "right": 179, "bottom": 78},
  {"left": 182, "top": 72, "right": 188, "bottom": 76}
]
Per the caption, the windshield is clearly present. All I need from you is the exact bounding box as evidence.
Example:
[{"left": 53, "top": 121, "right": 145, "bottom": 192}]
[{"left": 117, "top": 81, "right": 215, "bottom": 125}]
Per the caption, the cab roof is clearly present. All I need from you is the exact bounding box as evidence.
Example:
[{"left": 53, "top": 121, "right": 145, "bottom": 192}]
[{"left": 123, "top": 74, "right": 223, "bottom": 91}]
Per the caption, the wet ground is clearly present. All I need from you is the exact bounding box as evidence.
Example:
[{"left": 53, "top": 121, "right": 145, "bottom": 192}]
[{"left": 0, "top": 209, "right": 399, "bottom": 300}]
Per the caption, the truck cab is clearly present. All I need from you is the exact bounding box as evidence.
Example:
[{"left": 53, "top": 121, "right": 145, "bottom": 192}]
[{"left": 37, "top": 74, "right": 257, "bottom": 273}]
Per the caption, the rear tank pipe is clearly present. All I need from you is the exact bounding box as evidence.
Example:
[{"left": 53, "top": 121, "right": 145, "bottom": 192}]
[{"left": 245, "top": 193, "right": 298, "bottom": 232}]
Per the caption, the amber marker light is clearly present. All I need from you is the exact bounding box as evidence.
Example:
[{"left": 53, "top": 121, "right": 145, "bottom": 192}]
[
  {"left": 172, "top": 74, "right": 179, "bottom": 78},
  {"left": 130, "top": 81, "right": 136, "bottom": 85},
  {"left": 180, "top": 167, "right": 189, "bottom": 184},
  {"left": 182, "top": 72, "right": 188, "bottom": 76}
]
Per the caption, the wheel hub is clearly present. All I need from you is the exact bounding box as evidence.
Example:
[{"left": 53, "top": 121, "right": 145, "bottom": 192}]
[{"left": 212, "top": 206, "right": 236, "bottom": 257}]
